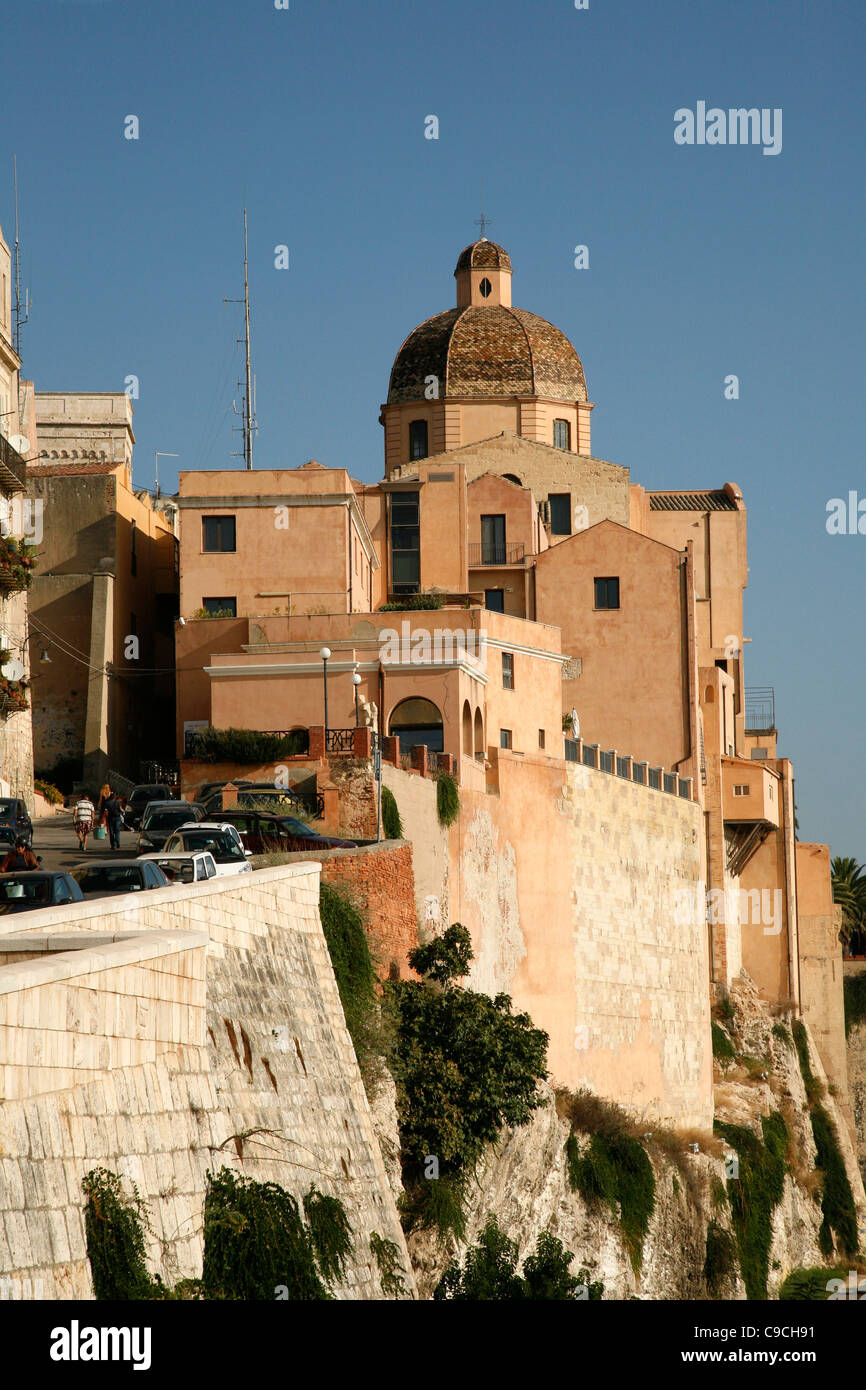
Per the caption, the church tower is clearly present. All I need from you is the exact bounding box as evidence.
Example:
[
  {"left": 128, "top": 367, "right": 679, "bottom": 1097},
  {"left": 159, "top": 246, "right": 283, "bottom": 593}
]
[{"left": 381, "top": 239, "right": 594, "bottom": 475}]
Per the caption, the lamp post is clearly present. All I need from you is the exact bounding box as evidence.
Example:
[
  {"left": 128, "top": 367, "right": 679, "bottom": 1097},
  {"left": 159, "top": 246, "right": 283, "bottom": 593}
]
[
  {"left": 352, "top": 671, "right": 362, "bottom": 726},
  {"left": 319, "top": 647, "right": 331, "bottom": 747}
]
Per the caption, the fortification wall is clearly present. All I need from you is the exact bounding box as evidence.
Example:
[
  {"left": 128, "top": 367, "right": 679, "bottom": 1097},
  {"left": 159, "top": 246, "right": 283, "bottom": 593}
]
[
  {"left": 0, "top": 865, "right": 414, "bottom": 1299},
  {"left": 383, "top": 753, "right": 711, "bottom": 1128}
]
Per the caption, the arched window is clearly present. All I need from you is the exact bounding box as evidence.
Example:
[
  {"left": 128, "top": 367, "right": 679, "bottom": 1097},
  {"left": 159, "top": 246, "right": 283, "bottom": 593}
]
[
  {"left": 473, "top": 707, "right": 484, "bottom": 760},
  {"left": 409, "top": 419, "right": 428, "bottom": 461},
  {"left": 462, "top": 700, "right": 472, "bottom": 756},
  {"left": 502, "top": 473, "right": 522, "bottom": 487},
  {"left": 389, "top": 697, "right": 443, "bottom": 753}
]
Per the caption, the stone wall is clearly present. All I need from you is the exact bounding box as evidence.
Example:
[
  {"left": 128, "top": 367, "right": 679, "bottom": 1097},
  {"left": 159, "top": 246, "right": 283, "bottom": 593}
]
[
  {"left": 844, "top": 961, "right": 866, "bottom": 1179},
  {"left": 317, "top": 841, "right": 418, "bottom": 979},
  {"left": 0, "top": 865, "right": 415, "bottom": 1299}
]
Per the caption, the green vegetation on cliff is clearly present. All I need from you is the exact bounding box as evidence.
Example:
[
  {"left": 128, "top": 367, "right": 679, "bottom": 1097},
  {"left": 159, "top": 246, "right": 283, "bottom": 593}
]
[
  {"left": 714, "top": 1111, "right": 788, "bottom": 1300},
  {"left": 792, "top": 1020, "right": 859, "bottom": 1259},
  {"left": 434, "top": 1215, "right": 602, "bottom": 1300}
]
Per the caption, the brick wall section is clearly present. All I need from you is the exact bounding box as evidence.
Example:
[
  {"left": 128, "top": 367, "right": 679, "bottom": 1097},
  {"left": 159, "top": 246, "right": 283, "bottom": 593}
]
[{"left": 273, "top": 842, "right": 419, "bottom": 980}]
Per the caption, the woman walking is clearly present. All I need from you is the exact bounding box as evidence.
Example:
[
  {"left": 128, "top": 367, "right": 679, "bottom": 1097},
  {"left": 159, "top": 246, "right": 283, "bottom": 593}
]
[
  {"left": 73, "top": 792, "right": 95, "bottom": 852},
  {"left": 96, "top": 782, "right": 112, "bottom": 827}
]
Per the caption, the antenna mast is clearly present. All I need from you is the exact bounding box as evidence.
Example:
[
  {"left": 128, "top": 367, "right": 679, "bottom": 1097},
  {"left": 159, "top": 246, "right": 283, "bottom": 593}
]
[
  {"left": 224, "top": 209, "right": 256, "bottom": 469},
  {"left": 12, "top": 157, "right": 29, "bottom": 356}
]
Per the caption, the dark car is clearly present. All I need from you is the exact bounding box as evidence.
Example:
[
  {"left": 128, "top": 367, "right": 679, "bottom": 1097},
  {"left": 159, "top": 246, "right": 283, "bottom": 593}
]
[
  {"left": 216, "top": 809, "right": 357, "bottom": 853},
  {"left": 203, "top": 786, "right": 302, "bottom": 817},
  {"left": 124, "top": 784, "right": 175, "bottom": 830},
  {"left": 72, "top": 859, "right": 171, "bottom": 897},
  {"left": 137, "top": 802, "right": 207, "bottom": 852},
  {"left": 197, "top": 779, "right": 254, "bottom": 803},
  {"left": 0, "top": 797, "right": 33, "bottom": 850},
  {"left": 0, "top": 871, "right": 84, "bottom": 913}
]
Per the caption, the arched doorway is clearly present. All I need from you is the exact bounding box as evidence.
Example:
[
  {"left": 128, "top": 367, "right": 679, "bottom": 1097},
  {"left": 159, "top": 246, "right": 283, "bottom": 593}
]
[
  {"left": 389, "top": 697, "right": 444, "bottom": 754},
  {"left": 462, "top": 700, "right": 472, "bottom": 756},
  {"left": 473, "top": 707, "right": 484, "bottom": 759}
]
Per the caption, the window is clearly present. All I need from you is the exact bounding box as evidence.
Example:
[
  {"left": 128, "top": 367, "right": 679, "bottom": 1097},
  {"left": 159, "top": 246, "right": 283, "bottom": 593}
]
[
  {"left": 553, "top": 419, "right": 571, "bottom": 450},
  {"left": 479, "top": 277, "right": 492, "bottom": 298},
  {"left": 733, "top": 784, "right": 751, "bottom": 797},
  {"left": 538, "top": 729, "right": 545, "bottom": 749},
  {"left": 409, "top": 420, "right": 428, "bottom": 461},
  {"left": 202, "top": 516, "right": 236, "bottom": 553},
  {"left": 390, "top": 490, "right": 420, "bottom": 593},
  {"left": 485, "top": 589, "right": 504, "bottom": 613},
  {"left": 480, "top": 513, "right": 506, "bottom": 564},
  {"left": 594, "top": 577, "right": 620, "bottom": 610},
  {"left": 202, "top": 596, "right": 237, "bottom": 616},
  {"left": 548, "top": 494, "right": 571, "bottom": 535},
  {"left": 130, "top": 519, "right": 137, "bottom": 575},
  {"left": 500, "top": 729, "right": 512, "bottom": 750},
  {"left": 750, "top": 748, "right": 768, "bottom": 760},
  {"left": 502, "top": 652, "right": 514, "bottom": 689}
]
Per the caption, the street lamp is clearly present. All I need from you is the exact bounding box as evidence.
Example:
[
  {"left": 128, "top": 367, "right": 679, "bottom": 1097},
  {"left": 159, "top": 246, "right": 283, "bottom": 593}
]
[
  {"left": 319, "top": 647, "right": 331, "bottom": 745},
  {"left": 352, "top": 671, "right": 362, "bottom": 726}
]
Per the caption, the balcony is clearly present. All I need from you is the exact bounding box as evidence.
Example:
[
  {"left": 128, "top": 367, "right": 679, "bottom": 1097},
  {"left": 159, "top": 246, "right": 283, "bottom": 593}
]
[
  {"left": 745, "top": 686, "right": 775, "bottom": 733},
  {"left": 0, "top": 434, "right": 27, "bottom": 494},
  {"left": 468, "top": 541, "right": 525, "bottom": 567},
  {"left": 721, "top": 757, "right": 780, "bottom": 829}
]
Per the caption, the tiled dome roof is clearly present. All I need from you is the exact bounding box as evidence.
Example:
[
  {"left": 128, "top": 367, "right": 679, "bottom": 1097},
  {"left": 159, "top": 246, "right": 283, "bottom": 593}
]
[
  {"left": 454, "top": 239, "right": 513, "bottom": 273},
  {"left": 387, "top": 305, "right": 587, "bottom": 404}
]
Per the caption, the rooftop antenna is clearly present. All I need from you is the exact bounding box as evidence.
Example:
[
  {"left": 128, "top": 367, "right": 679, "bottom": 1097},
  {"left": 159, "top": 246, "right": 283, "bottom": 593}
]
[
  {"left": 154, "top": 451, "right": 179, "bottom": 499},
  {"left": 12, "top": 157, "right": 30, "bottom": 356},
  {"left": 223, "top": 208, "right": 256, "bottom": 469}
]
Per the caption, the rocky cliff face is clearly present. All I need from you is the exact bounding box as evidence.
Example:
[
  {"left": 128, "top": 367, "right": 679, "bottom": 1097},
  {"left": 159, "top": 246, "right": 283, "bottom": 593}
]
[{"left": 397, "top": 972, "right": 865, "bottom": 1300}]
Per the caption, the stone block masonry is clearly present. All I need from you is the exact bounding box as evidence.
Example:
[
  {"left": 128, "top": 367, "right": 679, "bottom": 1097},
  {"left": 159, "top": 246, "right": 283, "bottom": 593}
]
[
  {"left": 318, "top": 842, "right": 419, "bottom": 979},
  {"left": 0, "top": 865, "right": 415, "bottom": 1299}
]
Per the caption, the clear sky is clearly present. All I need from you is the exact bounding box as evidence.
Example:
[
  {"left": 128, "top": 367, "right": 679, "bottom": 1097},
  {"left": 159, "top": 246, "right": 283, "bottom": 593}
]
[{"left": 3, "top": 0, "right": 864, "bottom": 853}]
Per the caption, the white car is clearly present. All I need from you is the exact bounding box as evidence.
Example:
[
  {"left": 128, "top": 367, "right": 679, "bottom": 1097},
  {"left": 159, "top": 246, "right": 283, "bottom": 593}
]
[
  {"left": 161, "top": 822, "right": 252, "bottom": 877},
  {"left": 138, "top": 850, "right": 219, "bottom": 884}
]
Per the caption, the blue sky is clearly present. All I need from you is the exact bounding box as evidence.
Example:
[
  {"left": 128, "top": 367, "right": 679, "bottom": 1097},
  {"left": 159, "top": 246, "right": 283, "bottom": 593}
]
[{"left": 3, "top": 0, "right": 863, "bottom": 852}]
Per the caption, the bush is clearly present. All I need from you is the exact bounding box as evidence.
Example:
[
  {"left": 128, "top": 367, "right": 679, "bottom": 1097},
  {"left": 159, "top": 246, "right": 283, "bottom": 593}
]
[
  {"left": 714, "top": 1112, "right": 788, "bottom": 1299},
  {"left": 712, "top": 1022, "right": 735, "bottom": 1068},
  {"left": 34, "top": 777, "right": 63, "bottom": 805},
  {"left": 436, "top": 771, "right": 460, "bottom": 827},
  {"left": 704, "top": 1220, "right": 738, "bottom": 1296},
  {"left": 191, "top": 726, "right": 310, "bottom": 763},
  {"left": 378, "top": 592, "right": 445, "bottom": 612},
  {"left": 843, "top": 973, "right": 866, "bottom": 1037},
  {"left": 434, "top": 1216, "right": 598, "bottom": 1301},
  {"left": 388, "top": 924, "right": 548, "bottom": 1238},
  {"left": 567, "top": 1132, "right": 655, "bottom": 1273},
  {"left": 779, "top": 1265, "right": 847, "bottom": 1301},
  {"left": 381, "top": 786, "right": 403, "bottom": 840},
  {"left": 318, "top": 883, "right": 380, "bottom": 1085},
  {"left": 370, "top": 1232, "right": 407, "bottom": 1298},
  {"left": 792, "top": 1019, "right": 858, "bottom": 1257},
  {"left": 82, "top": 1168, "right": 156, "bottom": 1300}
]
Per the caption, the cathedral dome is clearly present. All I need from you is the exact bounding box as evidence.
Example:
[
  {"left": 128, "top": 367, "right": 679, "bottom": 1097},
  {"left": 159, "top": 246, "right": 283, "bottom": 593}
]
[{"left": 387, "top": 242, "right": 587, "bottom": 405}]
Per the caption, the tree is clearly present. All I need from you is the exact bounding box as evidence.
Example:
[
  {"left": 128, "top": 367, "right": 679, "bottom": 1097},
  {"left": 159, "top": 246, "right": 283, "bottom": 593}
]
[{"left": 831, "top": 857, "right": 866, "bottom": 954}]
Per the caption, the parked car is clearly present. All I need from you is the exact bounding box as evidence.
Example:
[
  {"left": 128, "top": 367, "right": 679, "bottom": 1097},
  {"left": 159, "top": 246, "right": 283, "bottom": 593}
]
[
  {"left": 196, "top": 779, "right": 254, "bottom": 803},
  {"left": 202, "top": 787, "right": 302, "bottom": 817},
  {"left": 0, "top": 871, "right": 84, "bottom": 913},
  {"left": 72, "top": 859, "right": 171, "bottom": 897},
  {"left": 161, "top": 823, "right": 253, "bottom": 877},
  {"left": 0, "top": 797, "right": 33, "bottom": 850},
  {"left": 137, "top": 802, "right": 207, "bottom": 852},
  {"left": 138, "top": 850, "right": 218, "bottom": 884},
  {"left": 124, "top": 784, "right": 176, "bottom": 829},
  {"left": 216, "top": 810, "right": 358, "bottom": 853}
]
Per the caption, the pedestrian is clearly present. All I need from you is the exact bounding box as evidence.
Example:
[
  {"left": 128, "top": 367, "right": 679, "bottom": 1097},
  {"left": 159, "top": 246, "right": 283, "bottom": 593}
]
[
  {"left": 103, "top": 791, "right": 124, "bottom": 850},
  {"left": 96, "top": 782, "right": 112, "bottom": 827},
  {"left": 0, "top": 837, "right": 39, "bottom": 871},
  {"left": 73, "top": 792, "right": 95, "bottom": 852}
]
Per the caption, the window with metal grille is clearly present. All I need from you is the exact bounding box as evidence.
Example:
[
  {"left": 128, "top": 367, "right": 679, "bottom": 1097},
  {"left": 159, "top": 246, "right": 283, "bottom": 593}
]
[
  {"left": 594, "top": 576, "right": 620, "bottom": 609},
  {"left": 409, "top": 420, "right": 428, "bottom": 461},
  {"left": 553, "top": 419, "right": 571, "bottom": 450},
  {"left": 202, "top": 516, "right": 236, "bottom": 553},
  {"left": 502, "top": 652, "right": 514, "bottom": 689},
  {"left": 548, "top": 493, "right": 571, "bottom": 535}
]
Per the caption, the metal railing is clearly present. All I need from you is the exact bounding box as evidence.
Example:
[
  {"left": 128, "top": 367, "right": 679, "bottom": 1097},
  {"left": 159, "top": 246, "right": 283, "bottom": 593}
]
[
  {"left": 468, "top": 541, "right": 525, "bottom": 567},
  {"left": 745, "top": 686, "right": 775, "bottom": 732},
  {"left": 0, "top": 433, "right": 27, "bottom": 492},
  {"left": 565, "top": 738, "right": 693, "bottom": 800},
  {"left": 326, "top": 728, "right": 357, "bottom": 754}
]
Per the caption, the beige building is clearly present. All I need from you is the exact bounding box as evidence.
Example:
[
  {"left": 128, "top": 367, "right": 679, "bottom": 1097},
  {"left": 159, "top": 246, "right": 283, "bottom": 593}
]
[
  {"left": 0, "top": 223, "right": 34, "bottom": 806},
  {"left": 28, "top": 393, "right": 178, "bottom": 790}
]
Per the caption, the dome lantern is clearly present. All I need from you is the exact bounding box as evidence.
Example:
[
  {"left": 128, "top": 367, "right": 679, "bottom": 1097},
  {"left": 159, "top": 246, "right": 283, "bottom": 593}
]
[{"left": 454, "top": 239, "right": 513, "bottom": 308}]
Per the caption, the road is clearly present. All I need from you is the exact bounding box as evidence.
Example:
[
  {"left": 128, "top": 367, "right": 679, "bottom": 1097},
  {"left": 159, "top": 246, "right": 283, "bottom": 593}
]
[{"left": 29, "top": 814, "right": 142, "bottom": 873}]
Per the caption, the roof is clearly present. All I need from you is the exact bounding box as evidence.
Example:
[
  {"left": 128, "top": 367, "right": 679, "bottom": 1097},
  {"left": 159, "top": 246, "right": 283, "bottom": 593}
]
[
  {"left": 649, "top": 491, "right": 737, "bottom": 512},
  {"left": 454, "top": 240, "right": 513, "bottom": 273},
  {"left": 388, "top": 305, "right": 587, "bottom": 405}
]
